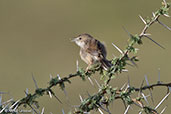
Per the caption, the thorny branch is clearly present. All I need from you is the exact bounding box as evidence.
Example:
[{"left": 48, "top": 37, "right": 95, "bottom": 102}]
[
  {"left": 134, "top": 82, "right": 171, "bottom": 92},
  {"left": 74, "top": 1, "right": 171, "bottom": 113},
  {"left": 0, "top": 0, "right": 170, "bottom": 114}
]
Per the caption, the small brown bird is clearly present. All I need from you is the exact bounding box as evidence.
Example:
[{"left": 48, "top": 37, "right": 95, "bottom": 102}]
[{"left": 72, "top": 33, "right": 111, "bottom": 71}]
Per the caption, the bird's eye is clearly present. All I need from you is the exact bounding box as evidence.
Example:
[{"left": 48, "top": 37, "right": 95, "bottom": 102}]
[{"left": 79, "top": 37, "right": 82, "bottom": 40}]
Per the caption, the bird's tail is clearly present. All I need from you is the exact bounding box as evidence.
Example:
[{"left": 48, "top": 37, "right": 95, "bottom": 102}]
[{"left": 100, "top": 59, "right": 112, "bottom": 71}]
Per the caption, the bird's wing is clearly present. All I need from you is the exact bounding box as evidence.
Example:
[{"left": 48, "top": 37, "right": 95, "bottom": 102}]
[
  {"left": 97, "top": 41, "right": 107, "bottom": 58},
  {"left": 85, "top": 40, "right": 107, "bottom": 59}
]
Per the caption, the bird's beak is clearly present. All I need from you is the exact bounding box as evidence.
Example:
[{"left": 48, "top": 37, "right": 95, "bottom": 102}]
[{"left": 71, "top": 37, "right": 78, "bottom": 42}]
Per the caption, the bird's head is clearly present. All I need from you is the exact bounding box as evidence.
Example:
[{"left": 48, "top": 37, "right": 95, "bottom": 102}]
[{"left": 72, "top": 33, "right": 93, "bottom": 48}]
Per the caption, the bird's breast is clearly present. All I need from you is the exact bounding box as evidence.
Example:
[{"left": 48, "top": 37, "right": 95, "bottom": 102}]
[{"left": 80, "top": 49, "right": 97, "bottom": 65}]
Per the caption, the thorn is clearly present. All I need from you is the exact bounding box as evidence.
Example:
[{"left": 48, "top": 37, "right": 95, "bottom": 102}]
[
  {"left": 169, "top": 87, "right": 171, "bottom": 92},
  {"left": 157, "top": 68, "right": 161, "bottom": 84},
  {"left": 57, "top": 75, "right": 68, "bottom": 99},
  {"left": 128, "top": 56, "right": 138, "bottom": 67},
  {"left": 52, "top": 92, "right": 62, "bottom": 104},
  {"left": 152, "top": 12, "right": 155, "bottom": 17},
  {"left": 144, "top": 35, "right": 165, "bottom": 49},
  {"left": 76, "top": 60, "right": 79, "bottom": 71},
  {"left": 32, "top": 73, "right": 38, "bottom": 89},
  {"left": 74, "top": 108, "right": 77, "bottom": 112},
  {"left": 139, "top": 111, "right": 142, "bottom": 114},
  {"left": 13, "top": 103, "right": 19, "bottom": 111},
  {"left": 138, "top": 79, "right": 144, "bottom": 97},
  {"left": 133, "top": 101, "right": 143, "bottom": 108},
  {"left": 57, "top": 75, "right": 67, "bottom": 98},
  {"left": 63, "top": 89, "right": 71, "bottom": 108},
  {"left": 158, "top": 20, "right": 171, "bottom": 31},
  {"left": 29, "top": 104, "right": 39, "bottom": 114},
  {"left": 145, "top": 94, "right": 151, "bottom": 98},
  {"left": 57, "top": 74, "right": 68, "bottom": 100},
  {"left": 121, "top": 99, "right": 127, "bottom": 109},
  {"left": 25, "top": 88, "right": 29, "bottom": 97},
  {"left": 10, "top": 99, "right": 20, "bottom": 109},
  {"left": 160, "top": 106, "right": 167, "bottom": 114},
  {"left": 155, "top": 92, "right": 170, "bottom": 109},
  {"left": 98, "top": 104, "right": 111, "bottom": 114},
  {"left": 145, "top": 75, "right": 154, "bottom": 104},
  {"left": 140, "top": 79, "right": 144, "bottom": 89},
  {"left": 98, "top": 108, "right": 104, "bottom": 114},
  {"left": 79, "top": 94, "right": 83, "bottom": 102},
  {"left": 112, "top": 43, "right": 124, "bottom": 55},
  {"left": 126, "top": 62, "right": 135, "bottom": 67},
  {"left": 32, "top": 103, "right": 38, "bottom": 110},
  {"left": 0, "top": 103, "right": 10, "bottom": 113},
  {"left": 124, "top": 84, "right": 129, "bottom": 92},
  {"left": 127, "top": 75, "right": 130, "bottom": 87},
  {"left": 122, "top": 69, "right": 128, "bottom": 72},
  {"left": 139, "top": 15, "right": 147, "bottom": 24},
  {"left": 48, "top": 91, "right": 52, "bottom": 98},
  {"left": 106, "top": 106, "right": 112, "bottom": 114},
  {"left": 0, "top": 95, "right": 1, "bottom": 106},
  {"left": 141, "top": 92, "right": 149, "bottom": 105},
  {"left": 164, "top": 14, "right": 170, "bottom": 17},
  {"left": 143, "top": 33, "right": 151, "bottom": 36},
  {"left": 57, "top": 74, "right": 61, "bottom": 80},
  {"left": 150, "top": 89, "right": 154, "bottom": 105},
  {"left": 62, "top": 109, "right": 65, "bottom": 114},
  {"left": 1, "top": 98, "right": 13, "bottom": 105},
  {"left": 128, "top": 59, "right": 138, "bottom": 67},
  {"left": 63, "top": 89, "right": 68, "bottom": 98},
  {"left": 86, "top": 91, "right": 91, "bottom": 97},
  {"left": 26, "top": 88, "right": 29, "bottom": 94},
  {"left": 50, "top": 74, "right": 53, "bottom": 79},
  {"left": 163, "top": 0, "right": 167, "bottom": 6},
  {"left": 120, "top": 83, "right": 127, "bottom": 90},
  {"left": 122, "top": 26, "right": 133, "bottom": 38},
  {"left": 124, "top": 105, "right": 130, "bottom": 114},
  {"left": 94, "top": 79, "right": 101, "bottom": 88},
  {"left": 145, "top": 75, "right": 149, "bottom": 86},
  {"left": 41, "top": 107, "right": 44, "bottom": 114},
  {"left": 87, "top": 77, "right": 94, "bottom": 86}
]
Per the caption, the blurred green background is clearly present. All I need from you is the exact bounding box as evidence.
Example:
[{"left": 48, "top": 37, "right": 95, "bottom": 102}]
[{"left": 0, "top": 0, "right": 170, "bottom": 113}]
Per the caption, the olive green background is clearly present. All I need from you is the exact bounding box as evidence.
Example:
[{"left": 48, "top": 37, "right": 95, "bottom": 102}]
[{"left": 0, "top": 0, "right": 170, "bottom": 113}]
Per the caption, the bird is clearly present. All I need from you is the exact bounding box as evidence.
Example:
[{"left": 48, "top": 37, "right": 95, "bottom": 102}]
[{"left": 72, "top": 33, "right": 112, "bottom": 71}]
